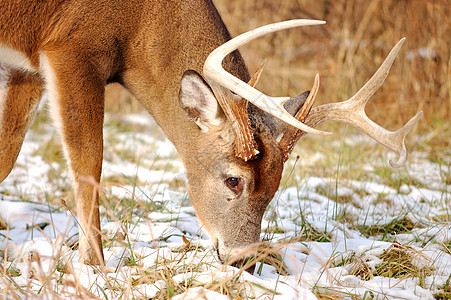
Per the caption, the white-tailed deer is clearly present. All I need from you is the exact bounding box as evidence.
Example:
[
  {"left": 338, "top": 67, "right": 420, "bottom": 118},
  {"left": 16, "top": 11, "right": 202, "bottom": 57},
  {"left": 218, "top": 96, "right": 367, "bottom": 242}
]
[{"left": 0, "top": 0, "right": 422, "bottom": 267}]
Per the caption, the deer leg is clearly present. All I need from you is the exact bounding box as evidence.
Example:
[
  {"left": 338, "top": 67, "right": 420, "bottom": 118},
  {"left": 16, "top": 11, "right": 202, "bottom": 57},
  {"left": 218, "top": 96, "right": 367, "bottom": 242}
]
[
  {"left": 41, "top": 54, "right": 105, "bottom": 265},
  {"left": 0, "top": 66, "right": 44, "bottom": 182}
]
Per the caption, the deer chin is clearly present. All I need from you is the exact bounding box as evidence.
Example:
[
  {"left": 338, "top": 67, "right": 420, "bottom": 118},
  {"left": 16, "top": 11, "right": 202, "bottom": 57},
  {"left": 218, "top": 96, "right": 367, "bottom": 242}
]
[
  {"left": 212, "top": 214, "right": 274, "bottom": 274},
  {"left": 204, "top": 225, "right": 259, "bottom": 266},
  {"left": 216, "top": 240, "right": 260, "bottom": 272}
]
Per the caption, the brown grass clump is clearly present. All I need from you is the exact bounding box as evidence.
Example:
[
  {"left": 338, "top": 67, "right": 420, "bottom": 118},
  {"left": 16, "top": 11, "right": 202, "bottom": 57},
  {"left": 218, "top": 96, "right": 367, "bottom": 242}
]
[
  {"left": 357, "top": 216, "right": 420, "bottom": 237},
  {"left": 435, "top": 274, "right": 451, "bottom": 300},
  {"left": 0, "top": 216, "right": 7, "bottom": 230},
  {"left": 346, "top": 242, "right": 434, "bottom": 283}
]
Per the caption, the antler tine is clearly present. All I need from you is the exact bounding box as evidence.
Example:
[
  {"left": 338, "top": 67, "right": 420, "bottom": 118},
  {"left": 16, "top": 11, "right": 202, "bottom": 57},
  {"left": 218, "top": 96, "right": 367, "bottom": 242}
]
[
  {"left": 248, "top": 60, "right": 267, "bottom": 88},
  {"left": 203, "top": 19, "right": 331, "bottom": 137},
  {"left": 279, "top": 73, "right": 320, "bottom": 161},
  {"left": 280, "top": 38, "right": 423, "bottom": 168}
]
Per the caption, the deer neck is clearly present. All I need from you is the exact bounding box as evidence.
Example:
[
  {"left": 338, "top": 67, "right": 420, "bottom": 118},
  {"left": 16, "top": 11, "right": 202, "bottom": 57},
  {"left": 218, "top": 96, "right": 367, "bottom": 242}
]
[{"left": 122, "top": 0, "right": 250, "bottom": 164}]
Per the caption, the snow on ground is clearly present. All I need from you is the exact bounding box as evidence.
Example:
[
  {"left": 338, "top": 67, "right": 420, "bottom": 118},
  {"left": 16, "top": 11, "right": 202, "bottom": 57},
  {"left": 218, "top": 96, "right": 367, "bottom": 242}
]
[{"left": 0, "top": 112, "right": 450, "bottom": 299}]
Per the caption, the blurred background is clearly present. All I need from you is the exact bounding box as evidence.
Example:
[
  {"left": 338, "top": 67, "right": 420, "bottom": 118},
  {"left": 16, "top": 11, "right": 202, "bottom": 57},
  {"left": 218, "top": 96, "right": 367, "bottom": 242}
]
[{"left": 105, "top": 0, "right": 449, "bottom": 144}]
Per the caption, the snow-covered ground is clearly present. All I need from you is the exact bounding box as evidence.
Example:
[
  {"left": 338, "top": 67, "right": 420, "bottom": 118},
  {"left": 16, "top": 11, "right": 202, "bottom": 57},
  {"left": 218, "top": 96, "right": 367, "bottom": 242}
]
[{"left": 1, "top": 113, "right": 450, "bottom": 299}]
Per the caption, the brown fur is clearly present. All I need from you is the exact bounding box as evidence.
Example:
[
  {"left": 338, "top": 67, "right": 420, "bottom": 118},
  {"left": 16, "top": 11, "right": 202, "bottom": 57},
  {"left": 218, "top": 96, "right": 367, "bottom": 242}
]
[
  {"left": 0, "top": 69, "right": 44, "bottom": 181},
  {"left": 0, "top": 0, "right": 288, "bottom": 265}
]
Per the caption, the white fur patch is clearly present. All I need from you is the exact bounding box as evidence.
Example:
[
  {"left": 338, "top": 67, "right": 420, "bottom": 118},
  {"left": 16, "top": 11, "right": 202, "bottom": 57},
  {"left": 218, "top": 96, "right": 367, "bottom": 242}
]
[
  {"left": 0, "top": 44, "right": 37, "bottom": 72},
  {"left": 0, "top": 64, "right": 10, "bottom": 136},
  {"left": 39, "top": 53, "right": 71, "bottom": 176}
]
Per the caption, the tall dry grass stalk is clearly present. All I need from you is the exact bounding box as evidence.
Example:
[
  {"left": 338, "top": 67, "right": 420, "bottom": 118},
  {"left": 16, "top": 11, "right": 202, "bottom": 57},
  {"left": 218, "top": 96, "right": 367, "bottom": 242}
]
[{"left": 105, "top": 0, "right": 449, "bottom": 135}]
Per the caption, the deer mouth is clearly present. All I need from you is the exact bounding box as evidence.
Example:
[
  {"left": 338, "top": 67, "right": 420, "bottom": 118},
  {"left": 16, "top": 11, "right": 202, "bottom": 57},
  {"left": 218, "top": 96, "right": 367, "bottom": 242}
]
[
  {"left": 215, "top": 239, "right": 260, "bottom": 274},
  {"left": 216, "top": 245, "right": 256, "bottom": 273}
]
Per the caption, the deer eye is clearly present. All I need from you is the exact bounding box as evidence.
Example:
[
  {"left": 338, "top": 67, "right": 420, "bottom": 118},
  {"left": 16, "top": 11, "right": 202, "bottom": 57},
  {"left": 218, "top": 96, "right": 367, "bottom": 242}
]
[{"left": 225, "top": 177, "right": 243, "bottom": 194}]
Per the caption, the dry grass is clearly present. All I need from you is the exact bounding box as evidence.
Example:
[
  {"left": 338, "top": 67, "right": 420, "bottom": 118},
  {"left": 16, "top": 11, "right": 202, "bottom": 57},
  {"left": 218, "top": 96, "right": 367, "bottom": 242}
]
[{"left": 343, "top": 242, "right": 435, "bottom": 284}]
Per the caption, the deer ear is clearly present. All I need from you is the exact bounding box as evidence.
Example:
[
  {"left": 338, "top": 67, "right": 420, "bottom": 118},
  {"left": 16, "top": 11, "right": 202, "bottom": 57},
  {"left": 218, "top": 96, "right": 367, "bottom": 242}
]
[
  {"left": 252, "top": 91, "right": 310, "bottom": 138},
  {"left": 273, "top": 91, "right": 310, "bottom": 137},
  {"left": 179, "top": 70, "right": 223, "bottom": 131}
]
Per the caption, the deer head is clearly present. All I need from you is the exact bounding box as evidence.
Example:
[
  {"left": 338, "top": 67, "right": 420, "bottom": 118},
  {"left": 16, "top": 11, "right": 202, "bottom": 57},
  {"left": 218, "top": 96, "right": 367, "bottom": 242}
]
[{"left": 178, "top": 20, "right": 422, "bottom": 265}]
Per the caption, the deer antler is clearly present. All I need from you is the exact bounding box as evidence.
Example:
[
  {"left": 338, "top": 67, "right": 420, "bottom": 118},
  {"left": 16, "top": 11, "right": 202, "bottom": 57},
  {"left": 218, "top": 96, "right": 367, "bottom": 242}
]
[
  {"left": 279, "top": 73, "right": 320, "bottom": 160},
  {"left": 203, "top": 19, "right": 331, "bottom": 161},
  {"left": 214, "top": 61, "right": 266, "bottom": 161},
  {"left": 279, "top": 38, "right": 423, "bottom": 168},
  {"left": 247, "top": 60, "right": 266, "bottom": 88}
]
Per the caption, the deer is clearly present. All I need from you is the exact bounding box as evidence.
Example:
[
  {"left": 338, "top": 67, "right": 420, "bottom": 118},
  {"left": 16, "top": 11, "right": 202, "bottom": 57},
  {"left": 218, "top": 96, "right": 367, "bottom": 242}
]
[{"left": 0, "top": 0, "right": 422, "bottom": 268}]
